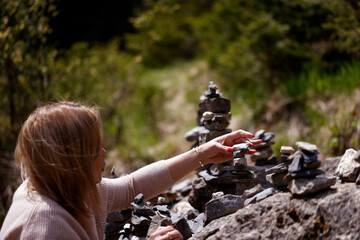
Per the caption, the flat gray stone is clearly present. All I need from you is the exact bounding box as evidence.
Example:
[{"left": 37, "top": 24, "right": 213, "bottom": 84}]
[
  {"left": 244, "top": 187, "right": 276, "bottom": 205},
  {"left": 289, "top": 169, "right": 324, "bottom": 178},
  {"left": 296, "top": 141, "right": 318, "bottom": 153},
  {"left": 266, "top": 172, "right": 288, "bottom": 189},
  {"left": 265, "top": 162, "right": 288, "bottom": 174},
  {"left": 184, "top": 126, "right": 205, "bottom": 142},
  {"left": 204, "top": 194, "right": 244, "bottom": 222},
  {"left": 242, "top": 184, "right": 264, "bottom": 200},
  {"left": 232, "top": 143, "right": 250, "bottom": 155},
  {"left": 335, "top": 148, "right": 360, "bottom": 182},
  {"left": 288, "top": 176, "right": 336, "bottom": 196},
  {"left": 254, "top": 129, "right": 265, "bottom": 139},
  {"left": 263, "top": 132, "right": 275, "bottom": 142},
  {"left": 280, "top": 146, "right": 295, "bottom": 154}
]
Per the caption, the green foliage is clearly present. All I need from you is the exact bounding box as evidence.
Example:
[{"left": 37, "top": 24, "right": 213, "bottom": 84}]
[
  {"left": 0, "top": 0, "right": 57, "bottom": 151},
  {"left": 283, "top": 61, "right": 360, "bottom": 97},
  {"left": 126, "top": 0, "right": 211, "bottom": 67},
  {"left": 127, "top": 0, "right": 360, "bottom": 103}
]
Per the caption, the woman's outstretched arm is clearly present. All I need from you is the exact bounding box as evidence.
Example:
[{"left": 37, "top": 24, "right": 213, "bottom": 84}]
[{"left": 165, "top": 129, "right": 262, "bottom": 182}]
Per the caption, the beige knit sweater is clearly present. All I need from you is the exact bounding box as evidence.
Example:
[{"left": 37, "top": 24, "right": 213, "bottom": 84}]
[{"left": 0, "top": 160, "right": 174, "bottom": 240}]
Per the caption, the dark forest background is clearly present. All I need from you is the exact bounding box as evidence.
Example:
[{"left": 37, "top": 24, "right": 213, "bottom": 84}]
[{"left": 1, "top": 0, "right": 360, "bottom": 224}]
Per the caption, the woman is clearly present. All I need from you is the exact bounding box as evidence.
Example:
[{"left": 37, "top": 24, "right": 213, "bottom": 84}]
[{"left": 0, "top": 101, "right": 261, "bottom": 240}]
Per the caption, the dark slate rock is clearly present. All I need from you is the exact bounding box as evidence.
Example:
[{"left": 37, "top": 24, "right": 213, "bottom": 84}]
[
  {"left": 132, "top": 202, "right": 155, "bottom": 216},
  {"left": 204, "top": 194, "right": 244, "bottom": 223},
  {"left": 204, "top": 118, "right": 229, "bottom": 131},
  {"left": 303, "top": 160, "right": 321, "bottom": 169},
  {"left": 186, "top": 208, "right": 200, "bottom": 220},
  {"left": 153, "top": 205, "right": 170, "bottom": 216},
  {"left": 188, "top": 177, "right": 219, "bottom": 210},
  {"left": 133, "top": 193, "right": 144, "bottom": 204},
  {"left": 198, "top": 129, "right": 232, "bottom": 145},
  {"left": 244, "top": 187, "right": 276, "bottom": 205},
  {"left": 290, "top": 169, "right": 325, "bottom": 178},
  {"left": 198, "top": 97, "right": 231, "bottom": 113},
  {"left": 279, "top": 154, "right": 290, "bottom": 163},
  {"left": 253, "top": 141, "right": 275, "bottom": 149},
  {"left": 171, "top": 179, "right": 192, "bottom": 196},
  {"left": 188, "top": 213, "right": 205, "bottom": 235},
  {"left": 254, "top": 156, "right": 278, "bottom": 166},
  {"left": 105, "top": 222, "right": 122, "bottom": 235},
  {"left": 233, "top": 157, "right": 247, "bottom": 168},
  {"left": 288, "top": 155, "right": 303, "bottom": 173},
  {"left": 356, "top": 174, "right": 360, "bottom": 185},
  {"left": 288, "top": 176, "right": 336, "bottom": 196},
  {"left": 185, "top": 126, "right": 205, "bottom": 142},
  {"left": 266, "top": 172, "right": 288, "bottom": 190},
  {"left": 106, "top": 211, "right": 124, "bottom": 223},
  {"left": 265, "top": 162, "right": 288, "bottom": 174},
  {"left": 131, "top": 213, "right": 151, "bottom": 226},
  {"left": 199, "top": 169, "right": 253, "bottom": 184},
  {"left": 263, "top": 132, "right": 275, "bottom": 142},
  {"left": 300, "top": 150, "right": 319, "bottom": 163},
  {"left": 170, "top": 212, "right": 193, "bottom": 240},
  {"left": 254, "top": 129, "right": 265, "bottom": 139},
  {"left": 232, "top": 143, "right": 250, "bottom": 156}
]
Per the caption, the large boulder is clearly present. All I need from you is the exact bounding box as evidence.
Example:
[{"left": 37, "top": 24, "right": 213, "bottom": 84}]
[{"left": 190, "top": 182, "right": 360, "bottom": 240}]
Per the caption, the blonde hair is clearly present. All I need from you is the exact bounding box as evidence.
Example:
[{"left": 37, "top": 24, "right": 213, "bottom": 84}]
[{"left": 15, "top": 101, "right": 103, "bottom": 217}]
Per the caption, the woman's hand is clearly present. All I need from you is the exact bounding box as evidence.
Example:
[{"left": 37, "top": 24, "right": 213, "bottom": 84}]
[
  {"left": 197, "top": 129, "right": 262, "bottom": 165},
  {"left": 148, "top": 225, "right": 183, "bottom": 240}
]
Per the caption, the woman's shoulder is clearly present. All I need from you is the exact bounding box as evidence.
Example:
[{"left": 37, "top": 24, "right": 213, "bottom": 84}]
[{"left": 0, "top": 181, "right": 85, "bottom": 239}]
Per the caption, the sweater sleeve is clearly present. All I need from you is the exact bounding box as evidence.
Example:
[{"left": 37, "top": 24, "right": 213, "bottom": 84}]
[{"left": 102, "top": 160, "right": 175, "bottom": 213}]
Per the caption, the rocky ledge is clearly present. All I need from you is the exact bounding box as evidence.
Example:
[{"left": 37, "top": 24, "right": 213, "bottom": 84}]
[{"left": 191, "top": 181, "right": 359, "bottom": 240}]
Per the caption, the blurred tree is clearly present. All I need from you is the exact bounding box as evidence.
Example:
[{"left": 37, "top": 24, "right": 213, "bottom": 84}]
[
  {"left": 126, "top": 0, "right": 212, "bottom": 67},
  {"left": 126, "top": 0, "right": 360, "bottom": 95},
  {"left": 0, "top": 0, "right": 57, "bottom": 151}
]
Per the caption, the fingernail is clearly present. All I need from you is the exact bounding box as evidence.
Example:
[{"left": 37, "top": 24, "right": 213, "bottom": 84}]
[
  {"left": 170, "top": 225, "right": 174, "bottom": 228},
  {"left": 226, "top": 147, "right": 233, "bottom": 152}
]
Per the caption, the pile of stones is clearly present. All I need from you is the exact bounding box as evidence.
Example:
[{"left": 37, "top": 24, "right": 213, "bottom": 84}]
[
  {"left": 185, "top": 81, "right": 231, "bottom": 147},
  {"left": 250, "top": 129, "right": 277, "bottom": 166},
  {"left": 105, "top": 191, "right": 201, "bottom": 240},
  {"left": 184, "top": 82, "right": 260, "bottom": 209},
  {"left": 264, "top": 145, "right": 295, "bottom": 190},
  {"left": 285, "top": 141, "right": 336, "bottom": 196}
]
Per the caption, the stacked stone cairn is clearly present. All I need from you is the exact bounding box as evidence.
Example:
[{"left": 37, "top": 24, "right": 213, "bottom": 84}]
[
  {"left": 264, "top": 145, "right": 295, "bottom": 190},
  {"left": 184, "top": 81, "right": 231, "bottom": 148},
  {"left": 250, "top": 129, "right": 277, "bottom": 166},
  {"left": 184, "top": 82, "right": 258, "bottom": 210},
  {"left": 285, "top": 141, "right": 336, "bottom": 196}
]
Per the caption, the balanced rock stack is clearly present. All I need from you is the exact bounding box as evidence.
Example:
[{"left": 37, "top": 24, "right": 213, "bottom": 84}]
[
  {"left": 286, "top": 141, "right": 336, "bottom": 196},
  {"left": 265, "top": 145, "right": 295, "bottom": 190},
  {"left": 184, "top": 81, "right": 231, "bottom": 148},
  {"left": 249, "top": 129, "right": 277, "bottom": 166}
]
